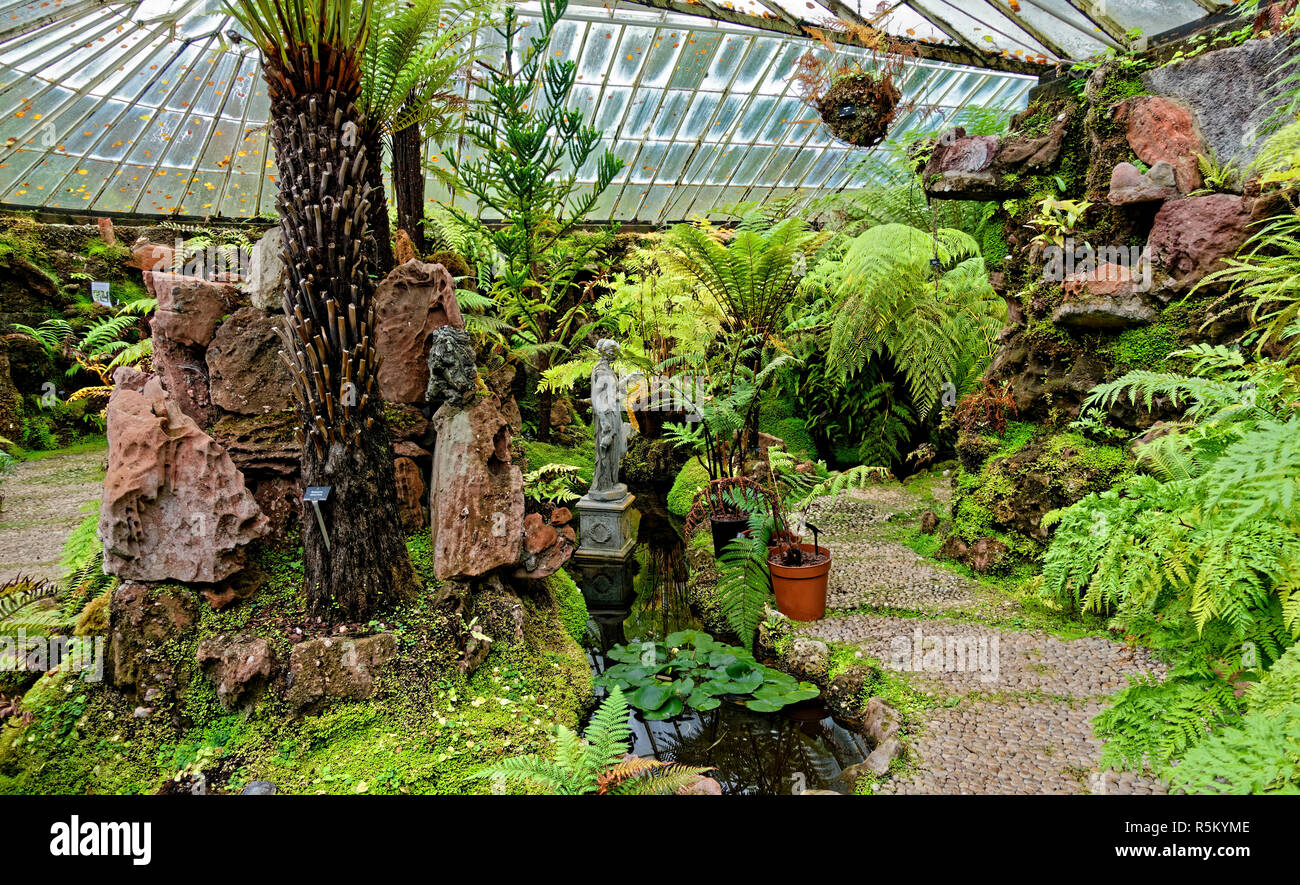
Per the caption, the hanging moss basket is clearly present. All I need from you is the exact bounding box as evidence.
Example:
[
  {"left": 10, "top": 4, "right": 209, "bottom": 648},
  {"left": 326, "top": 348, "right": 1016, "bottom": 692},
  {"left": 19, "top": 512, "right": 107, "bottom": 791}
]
[{"left": 816, "top": 72, "right": 902, "bottom": 149}]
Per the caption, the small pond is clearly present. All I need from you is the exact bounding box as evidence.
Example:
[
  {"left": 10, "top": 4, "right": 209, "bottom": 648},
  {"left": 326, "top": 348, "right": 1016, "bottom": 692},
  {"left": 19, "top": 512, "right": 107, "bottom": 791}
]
[{"left": 569, "top": 492, "right": 869, "bottom": 795}]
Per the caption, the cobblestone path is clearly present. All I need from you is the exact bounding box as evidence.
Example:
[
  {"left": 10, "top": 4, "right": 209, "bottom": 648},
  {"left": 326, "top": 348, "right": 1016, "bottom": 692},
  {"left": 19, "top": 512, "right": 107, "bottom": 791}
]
[
  {"left": 0, "top": 444, "right": 106, "bottom": 584},
  {"left": 795, "top": 480, "right": 1166, "bottom": 795}
]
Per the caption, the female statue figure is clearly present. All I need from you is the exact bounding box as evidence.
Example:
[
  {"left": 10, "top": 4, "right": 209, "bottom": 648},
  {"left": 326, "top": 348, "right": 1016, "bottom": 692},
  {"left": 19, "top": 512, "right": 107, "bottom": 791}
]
[{"left": 589, "top": 338, "right": 627, "bottom": 499}]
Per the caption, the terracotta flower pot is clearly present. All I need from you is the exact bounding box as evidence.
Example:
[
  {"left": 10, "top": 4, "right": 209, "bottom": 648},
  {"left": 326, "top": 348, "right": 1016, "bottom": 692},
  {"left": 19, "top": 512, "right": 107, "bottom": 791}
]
[{"left": 768, "top": 543, "right": 831, "bottom": 622}]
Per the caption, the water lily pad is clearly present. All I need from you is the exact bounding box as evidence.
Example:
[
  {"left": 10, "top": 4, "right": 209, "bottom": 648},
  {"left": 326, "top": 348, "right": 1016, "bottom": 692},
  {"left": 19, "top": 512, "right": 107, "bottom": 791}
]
[
  {"left": 642, "top": 696, "right": 685, "bottom": 720},
  {"left": 687, "top": 690, "right": 721, "bottom": 710},
  {"left": 632, "top": 683, "right": 674, "bottom": 712}
]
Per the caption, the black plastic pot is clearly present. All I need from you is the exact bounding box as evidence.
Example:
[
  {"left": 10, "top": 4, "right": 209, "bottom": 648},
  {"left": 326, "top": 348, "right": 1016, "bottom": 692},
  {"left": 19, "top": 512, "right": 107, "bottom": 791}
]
[{"left": 709, "top": 514, "right": 750, "bottom": 557}]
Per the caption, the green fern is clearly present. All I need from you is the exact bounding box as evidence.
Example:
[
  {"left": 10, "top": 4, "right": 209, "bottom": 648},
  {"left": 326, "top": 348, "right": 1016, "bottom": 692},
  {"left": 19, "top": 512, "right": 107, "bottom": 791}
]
[
  {"left": 1169, "top": 646, "right": 1300, "bottom": 794},
  {"left": 819, "top": 223, "right": 1005, "bottom": 418},
  {"left": 0, "top": 575, "right": 70, "bottom": 634},
  {"left": 478, "top": 687, "right": 711, "bottom": 795},
  {"left": 1045, "top": 348, "right": 1300, "bottom": 775},
  {"left": 715, "top": 512, "right": 775, "bottom": 652}
]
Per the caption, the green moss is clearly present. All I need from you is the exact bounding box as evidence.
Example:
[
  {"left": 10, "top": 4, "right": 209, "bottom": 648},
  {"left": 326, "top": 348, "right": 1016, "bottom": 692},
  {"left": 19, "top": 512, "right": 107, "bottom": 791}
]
[
  {"left": 947, "top": 427, "right": 1131, "bottom": 572},
  {"left": 762, "top": 416, "right": 816, "bottom": 460},
  {"left": 666, "top": 456, "right": 711, "bottom": 517},
  {"left": 382, "top": 403, "right": 427, "bottom": 437},
  {"left": 759, "top": 390, "right": 795, "bottom": 423},
  {"left": 403, "top": 531, "right": 434, "bottom": 586},
  {"left": 0, "top": 548, "right": 594, "bottom": 795},
  {"left": 620, "top": 434, "right": 689, "bottom": 489},
  {"left": 0, "top": 215, "right": 52, "bottom": 270},
  {"left": 1092, "top": 68, "right": 1149, "bottom": 106},
  {"left": 900, "top": 527, "right": 942, "bottom": 558},
  {"left": 85, "top": 240, "right": 129, "bottom": 263},
  {"left": 993, "top": 421, "right": 1036, "bottom": 459},
  {"left": 522, "top": 435, "right": 594, "bottom": 486},
  {"left": 1108, "top": 323, "right": 1181, "bottom": 373},
  {"left": 1012, "top": 95, "right": 1072, "bottom": 139},
  {"left": 545, "top": 570, "right": 588, "bottom": 643}
]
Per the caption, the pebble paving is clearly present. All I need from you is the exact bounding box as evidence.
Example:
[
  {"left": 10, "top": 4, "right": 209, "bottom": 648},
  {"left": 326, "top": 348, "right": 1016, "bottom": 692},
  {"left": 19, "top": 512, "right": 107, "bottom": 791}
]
[
  {"left": 0, "top": 445, "right": 106, "bottom": 584},
  {"left": 795, "top": 480, "right": 1168, "bottom": 795}
]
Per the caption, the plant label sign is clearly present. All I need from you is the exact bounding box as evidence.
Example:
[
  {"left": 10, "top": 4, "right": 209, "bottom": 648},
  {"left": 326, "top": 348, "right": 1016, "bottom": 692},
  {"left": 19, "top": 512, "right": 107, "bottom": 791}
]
[
  {"left": 303, "top": 486, "right": 332, "bottom": 551},
  {"left": 91, "top": 281, "right": 113, "bottom": 307}
]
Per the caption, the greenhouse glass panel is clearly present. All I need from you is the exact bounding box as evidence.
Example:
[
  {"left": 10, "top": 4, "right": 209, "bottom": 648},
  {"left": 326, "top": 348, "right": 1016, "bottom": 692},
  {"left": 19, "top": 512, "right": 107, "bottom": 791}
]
[{"left": 0, "top": 0, "right": 1229, "bottom": 221}]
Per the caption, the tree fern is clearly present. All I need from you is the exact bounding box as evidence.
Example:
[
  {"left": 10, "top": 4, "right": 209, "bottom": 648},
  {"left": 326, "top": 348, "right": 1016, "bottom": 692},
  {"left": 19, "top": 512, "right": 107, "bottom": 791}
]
[
  {"left": 661, "top": 216, "right": 826, "bottom": 345},
  {"left": 822, "top": 223, "right": 1005, "bottom": 419}
]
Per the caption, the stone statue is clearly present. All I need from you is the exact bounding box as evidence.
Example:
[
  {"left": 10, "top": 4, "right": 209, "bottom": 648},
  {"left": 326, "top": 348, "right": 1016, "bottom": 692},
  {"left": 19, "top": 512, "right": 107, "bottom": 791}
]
[
  {"left": 588, "top": 338, "right": 629, "bottom": 501},
  {"left": 425, "top": 325, "right": 478, "bottom": 414}
]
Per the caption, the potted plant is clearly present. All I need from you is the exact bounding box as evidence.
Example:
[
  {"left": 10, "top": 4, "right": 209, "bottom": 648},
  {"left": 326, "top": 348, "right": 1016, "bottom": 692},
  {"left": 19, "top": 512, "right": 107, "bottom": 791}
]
[
  {"left": 744, "top": 449, "right": 890, "bottom": 622},
  {"left": 684, "top": 475, "right": 779, "bottom": 558}
]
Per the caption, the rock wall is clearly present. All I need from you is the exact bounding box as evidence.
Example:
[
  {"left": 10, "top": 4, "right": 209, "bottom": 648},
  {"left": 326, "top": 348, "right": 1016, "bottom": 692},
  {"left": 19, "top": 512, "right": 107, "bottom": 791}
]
[
  {"left": 914, "top": 30, "right": 1298, "bottom": 568},
  {"left": 919, "top": 34, "right": 1294, "bottom": 426}
]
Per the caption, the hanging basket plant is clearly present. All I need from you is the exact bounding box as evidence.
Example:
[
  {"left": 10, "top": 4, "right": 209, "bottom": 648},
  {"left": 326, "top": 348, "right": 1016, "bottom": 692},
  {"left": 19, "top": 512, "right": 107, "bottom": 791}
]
[
  {"left": 793, "top": 19, "right": 913, "bottom": 150},
  {"left": 815, "top": 70, "right": 902, "bottom": 149}
]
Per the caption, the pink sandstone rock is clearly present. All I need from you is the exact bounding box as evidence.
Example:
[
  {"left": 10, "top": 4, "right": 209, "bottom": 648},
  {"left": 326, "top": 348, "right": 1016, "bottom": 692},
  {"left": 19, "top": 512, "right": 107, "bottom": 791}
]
[
  {"left": 1148, "top": 194, "right": 1254, "bottom": 293},
  {"left": 128, "top": 238, "right": 172, "bottom": 273},
  {"left": 152, "top": 276, "right": 234, "bottom": 348},
  {"left": 373, "top": 260, "right": 464, "bottom": 403},
  {"left": 99, "top": 368, "right": 268, "bottom": 583},
  {"left": 150, "top": 333, "right": 212, "bottom": 426},
  {"left": 429, "top": 395, "right": 523, "bottom": 580},
  {"left": 393, "top": 456, "right": 427, "bottom": 533},
  {"left": 205, "top": 306, "right": 294, "bottom": 415},
  {"left": 1107, "top": 160, "right": 1177, "bottom": 205},
  {"left": 1114, "top": 96, "right": 1207, "bottom": 193},
  {"left": 514, "top": 511, "right": 574, "bottom": 580},
  {"left": 1053, "top": 262, "right": 1157, "bottom": 329}
]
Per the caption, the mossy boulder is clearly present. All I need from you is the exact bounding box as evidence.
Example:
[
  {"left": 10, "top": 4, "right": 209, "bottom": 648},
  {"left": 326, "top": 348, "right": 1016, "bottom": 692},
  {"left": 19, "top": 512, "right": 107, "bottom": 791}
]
[
  {"left": 620, "top": 434, "right": 690, "bottom": 492},
  {"left": 666, "top": 457, "right": 711, "bottom": 518},
  {"left": 762, "top": 416, "right": 816, "bottom": 460},
  {"left": 544, "top": 569, "right": 588, "bottom": 644},
  {"left": 947, "top": 425, "right": 1131, "bottom": 570},
  {"left": 683, "top": 535, "right": 730, "bottom": 639}
]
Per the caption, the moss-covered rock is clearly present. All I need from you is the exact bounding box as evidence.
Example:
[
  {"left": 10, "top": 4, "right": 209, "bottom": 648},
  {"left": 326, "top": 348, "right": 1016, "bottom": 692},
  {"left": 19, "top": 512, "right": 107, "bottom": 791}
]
[
  {"left": 544, "top": 569, "right": 588, "bottom": 644},
  {"left": 666, "top": 456, "right": 710, "bottom": 518},
  {"left": 0, "top": 535, "right": 594, "bottom": 795},
  {"left": 947, "top": 423, "right": 1131, "bottom": 571},
  {"left": 762, "top": 416, "right": 817, "bottom": 461},
  {"left": 620, "top": 433, "right": 690, "bottom": 492},
  {"left": 683, "top": 533, "right": 729, "bottom": 638}
]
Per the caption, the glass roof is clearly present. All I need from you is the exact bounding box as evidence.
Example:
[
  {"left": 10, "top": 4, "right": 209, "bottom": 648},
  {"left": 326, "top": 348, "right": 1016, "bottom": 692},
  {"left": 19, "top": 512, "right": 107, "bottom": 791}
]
[{"left": 0, "top": 0, "right": 1225, "bottom": 223}]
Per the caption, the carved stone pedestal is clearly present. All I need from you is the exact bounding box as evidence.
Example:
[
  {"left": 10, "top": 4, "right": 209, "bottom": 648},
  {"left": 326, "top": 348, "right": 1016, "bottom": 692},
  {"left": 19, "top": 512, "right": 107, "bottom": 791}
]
[{"left": 574, "top": 487, "right": 636, "bottom": 560}]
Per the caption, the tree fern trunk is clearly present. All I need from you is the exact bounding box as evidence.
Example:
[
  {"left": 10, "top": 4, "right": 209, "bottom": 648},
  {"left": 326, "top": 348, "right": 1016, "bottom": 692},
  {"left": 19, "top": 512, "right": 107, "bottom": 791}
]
[
  {"left": 362, "top": 133, "right": 396, "bottom": 274},
  {"left": 266, "top": 69, "right": 416, "bottom": 621},
  {"left": 392, "top": 120, "right": 425, "bottom": 254}
]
